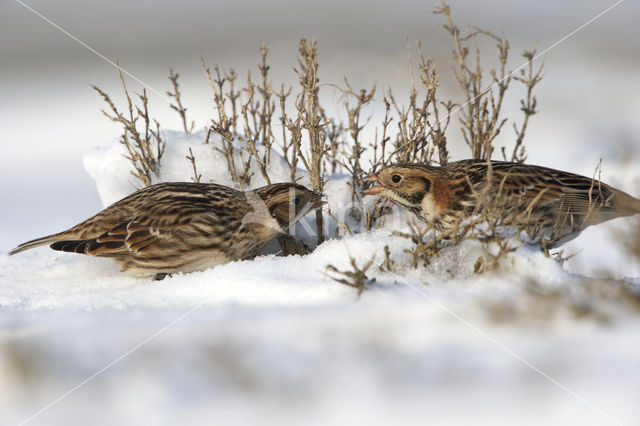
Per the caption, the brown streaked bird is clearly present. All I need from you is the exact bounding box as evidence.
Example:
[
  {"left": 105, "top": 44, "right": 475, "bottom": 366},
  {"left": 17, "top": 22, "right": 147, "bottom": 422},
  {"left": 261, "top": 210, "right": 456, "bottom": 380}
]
[
  {"left": 10, "top": 182, "right": 323, "bottom": 279},
  {"left": 363, "top": 160, "right": 640, "bottom": 244}
]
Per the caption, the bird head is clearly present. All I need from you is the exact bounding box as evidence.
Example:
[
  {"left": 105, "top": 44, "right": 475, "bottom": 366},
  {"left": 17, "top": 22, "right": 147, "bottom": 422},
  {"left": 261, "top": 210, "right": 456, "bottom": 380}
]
[
  {"left": 362, "top": 164, "right": 439, "bottom": 210},
  {"left": 254, "top": 183, "right": 324, "bottom": 231}
]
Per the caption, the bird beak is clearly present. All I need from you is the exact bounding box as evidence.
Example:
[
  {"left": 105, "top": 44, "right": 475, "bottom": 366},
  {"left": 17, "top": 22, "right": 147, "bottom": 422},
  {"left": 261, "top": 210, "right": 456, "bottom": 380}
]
[
  {"left": 362, "top": 174, "right": 385, "bottom": 195},
  {"left": 310, "top": 191, "right": 326, "bottom": 209}
]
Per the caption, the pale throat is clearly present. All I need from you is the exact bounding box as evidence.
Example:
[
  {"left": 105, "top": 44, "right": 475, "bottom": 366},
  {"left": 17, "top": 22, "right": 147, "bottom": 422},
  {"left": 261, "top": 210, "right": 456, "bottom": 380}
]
[
  {"left": 381, "top": 188, "right": 441, "bottom": 221},
  {"left": 419, "top": 193, "right": 441, "bottom": 221}
]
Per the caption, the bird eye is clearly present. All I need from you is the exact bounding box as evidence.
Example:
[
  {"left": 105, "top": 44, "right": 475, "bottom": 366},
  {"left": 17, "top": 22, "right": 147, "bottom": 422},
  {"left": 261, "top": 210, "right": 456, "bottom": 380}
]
[
  {"left": 391, "top": 174, "right": 402, "bottom": 183},
  {"left": 293, "top": 197, "right": 301, "bottom": 206}
]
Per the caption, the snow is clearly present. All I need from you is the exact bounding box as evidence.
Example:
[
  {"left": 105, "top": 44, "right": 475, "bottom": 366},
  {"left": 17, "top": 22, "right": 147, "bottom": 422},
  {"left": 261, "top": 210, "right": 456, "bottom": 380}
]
[{"left": 3, "top": 131, "right": 640, "bottom": 425}]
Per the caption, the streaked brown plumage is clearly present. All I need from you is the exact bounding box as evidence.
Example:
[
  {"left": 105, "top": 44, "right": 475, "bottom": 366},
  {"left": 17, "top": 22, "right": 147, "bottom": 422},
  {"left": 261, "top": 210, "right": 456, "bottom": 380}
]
[
  {"left": 10, "top": 182, "right": 323, "bottom": 278},
  {"left": 363, "top": 160, "right": 640, "bottom": 243}
]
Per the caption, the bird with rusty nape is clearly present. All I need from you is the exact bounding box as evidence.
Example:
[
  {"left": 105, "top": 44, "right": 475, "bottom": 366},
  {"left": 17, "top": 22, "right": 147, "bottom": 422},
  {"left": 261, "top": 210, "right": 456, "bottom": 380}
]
[
  {"left": 10, "top": 182, "right": 323, "bottom": 279},
  {"left": 363, "top": 160, "right": 640, "bottom": 244}
]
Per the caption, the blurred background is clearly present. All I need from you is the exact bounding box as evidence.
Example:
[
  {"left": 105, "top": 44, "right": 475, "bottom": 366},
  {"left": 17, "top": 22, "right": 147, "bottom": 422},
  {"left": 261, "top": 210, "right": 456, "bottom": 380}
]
[{"left": 2, "top": 1, "right": 640, "bottom": 424}]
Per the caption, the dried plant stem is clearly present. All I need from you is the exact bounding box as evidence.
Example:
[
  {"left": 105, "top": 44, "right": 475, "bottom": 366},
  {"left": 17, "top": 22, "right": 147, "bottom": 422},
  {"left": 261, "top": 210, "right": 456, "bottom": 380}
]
[
  {"left": 92, "top": 61, "right": 165, "bottom": 188},
  {"left": 202, "top": 58, "right": 252, "bottom": 189},
  {"left": 277, "top": 85, "right": 297, "bottom": 182},
  {"left": 435, "top": 3, "right": 510, "bottom": 160},
  {"left": 339, "top": 79, "right": 376, "bottom": 202},
  {"left": 185, "top": 147, "right": 202, "bottom": 183},
  {"left": 167, "top": 68, "right": 194, "bottom": 134},
  {"left": 292, "top": 39, "right": 327, "bottom": 245},
  {"left": 507, "top": 49, "right": 545, "bottom": 163},
  {"left": 326, "top": 255, "right": 376, "bottom": 296}
]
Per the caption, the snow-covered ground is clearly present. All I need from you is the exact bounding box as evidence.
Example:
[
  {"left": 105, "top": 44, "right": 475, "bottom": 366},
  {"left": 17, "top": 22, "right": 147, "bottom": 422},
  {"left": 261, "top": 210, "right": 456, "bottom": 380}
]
[
  {"left": 3, "top": 1, "right": 640, "bottom": 425},
  {"left": 3, "top": 132, "right": 640, "bottom": 425}
]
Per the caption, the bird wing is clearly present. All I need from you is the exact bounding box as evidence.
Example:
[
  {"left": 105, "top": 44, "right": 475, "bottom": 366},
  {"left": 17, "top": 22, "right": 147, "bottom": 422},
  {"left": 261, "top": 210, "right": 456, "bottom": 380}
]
[
  {"left": 493, "top": 163, "right": 614, "bottom": 217},
  {"left": 49, "top": 183, "right": 249, "bottom": 259},
  {"left": 451, "top": 160, "right": 615, "bottom": 218}
]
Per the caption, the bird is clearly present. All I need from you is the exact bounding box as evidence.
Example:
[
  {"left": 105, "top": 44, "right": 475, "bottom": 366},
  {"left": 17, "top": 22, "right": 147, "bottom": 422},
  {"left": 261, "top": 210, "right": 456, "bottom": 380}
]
[
  {"left": 362, "top": 160, "right": 640, "bottom": 244},
  {"left": 10, "top": 182, "right": 324, "bottom": 279}
]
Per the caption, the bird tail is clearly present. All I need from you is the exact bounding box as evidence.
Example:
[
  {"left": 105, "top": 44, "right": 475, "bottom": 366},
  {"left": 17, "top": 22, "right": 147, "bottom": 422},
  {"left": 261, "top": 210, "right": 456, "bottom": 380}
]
[
  {"left": 9, "top": 233, "right": 64, "bottom": 255},
  {"left": 615, "top": 190, "right": 640, "bottom": 215}
]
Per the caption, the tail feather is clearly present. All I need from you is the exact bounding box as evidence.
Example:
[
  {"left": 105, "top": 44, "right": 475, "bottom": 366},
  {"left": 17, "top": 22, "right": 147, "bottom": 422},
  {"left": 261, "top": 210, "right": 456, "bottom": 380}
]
[
  {"left": 10, "top": 232, "right": 125, "bottom": 257},
  {"left": 9, "top": 234, "right": 62, "bottom": 255},
  {"left": 612, "top": 189, "right": 640, "bottom": 216}
]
